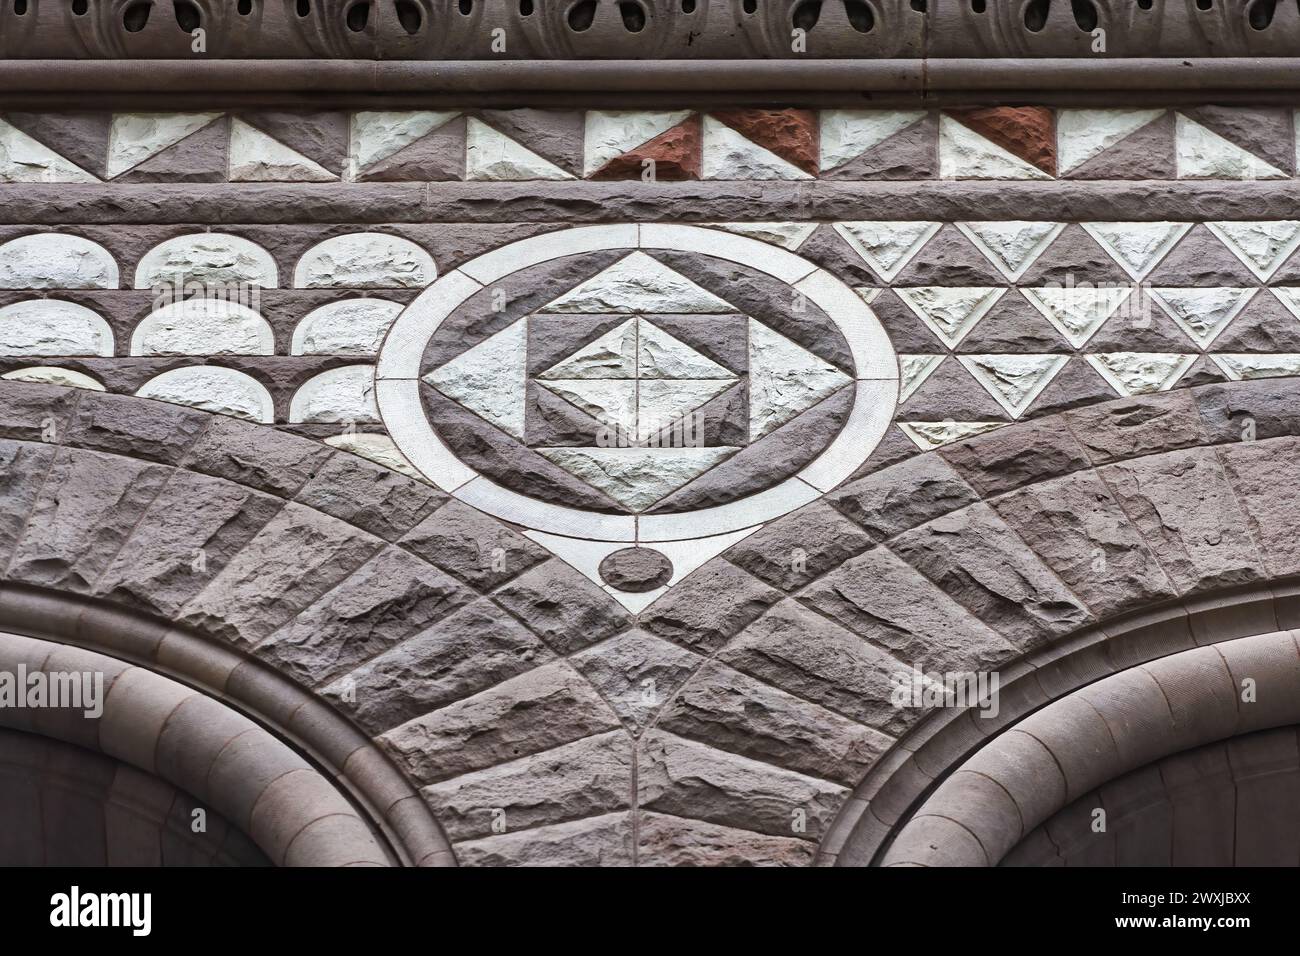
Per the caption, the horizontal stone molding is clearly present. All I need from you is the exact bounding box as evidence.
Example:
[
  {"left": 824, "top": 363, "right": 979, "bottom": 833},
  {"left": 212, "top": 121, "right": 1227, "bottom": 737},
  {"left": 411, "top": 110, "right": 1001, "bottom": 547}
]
[
  {"left": 7, "top": 182, "right": 1300, "bottom": 225},
  {"left": 6, "top": 59, "right": 1300, "bottom": 98}
]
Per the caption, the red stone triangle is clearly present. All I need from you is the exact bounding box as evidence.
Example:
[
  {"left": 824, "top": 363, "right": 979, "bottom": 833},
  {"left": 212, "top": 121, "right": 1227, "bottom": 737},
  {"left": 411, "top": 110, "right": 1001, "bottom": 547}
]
[
  {"left": 949, "top": 107, "right": 1056, "bottom": 176},
  {"left": 589, "top": 115, "right": 701, "bottom": 181},
  {"left": 710, "top": 108, "right": 819, "bottom": 176}
]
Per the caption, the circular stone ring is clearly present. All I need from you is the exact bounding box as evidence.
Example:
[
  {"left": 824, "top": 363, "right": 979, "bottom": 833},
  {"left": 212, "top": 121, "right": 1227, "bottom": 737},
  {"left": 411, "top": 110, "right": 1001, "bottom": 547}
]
[{"left": 376, "top": 224, "right": 899, "bottom": 544}]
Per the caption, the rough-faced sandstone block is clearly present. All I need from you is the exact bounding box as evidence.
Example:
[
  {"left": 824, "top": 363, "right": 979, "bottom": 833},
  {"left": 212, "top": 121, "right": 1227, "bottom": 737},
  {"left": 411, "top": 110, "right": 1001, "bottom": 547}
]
[
  {"left": 717, "top": 599, "right": 917, "bottom": 737},
  {"left": 8, "top": 447, "right": 171, "bottom": 593},
  {"left": 453, "top": 812, "right": 633, "bottom": 868},
  {"left": 295, "top": 450, "right": 446, "bottom": 542},
  {"left": 253, "top": 544, "right": 473, "bottom": 687},
  {"left": 640, "top": 558, "right": 782, "bottom": 655},
  {"left": 1100, "top": 447, "right": 1267, "bottom": 595},
  {"left": 638, "top": 731, "right": 846, "bottom": 842},
  {"left": 570, "top": 629, "right": 703, "bottom": 735},
  {"left": 992, "top": 469, "right": 1178, "bottom": 619},
  {"left": 378, "top": 660, "right": 619, "bottom": 785},
  {"left": 321, "top": 597, "right": 556, "bottom": 737},
  {"left": 0, "top": 381, "right": 80, "bottom": 443},
  {"left": 399, "top": 498, "right": 548, "bottom": 591},
  {"left": 96, "top": 469, "right": 283, "bottom": 617},
  {"left": 177, "top": 503, "right": 381, "bottom": 646},
  {"left": 638, "top": 811, "right": 815, "bottom": 867},
  {"left": 0, "top": 439, "right": 55, "bottom": 572},
  {"left": 724, "top": 501, "right": 874, "bottom": 592},
  {"left": 657, "top": 661, "right": 891, "bottom": 787},
  {"left": 492, "top": 559, "right": 631, "bottom": 656},
  {"left": 64, "top": 389, "right": 208, "bottom": 464},
  {"left": 829, "top": 454, "right": 979, "bottom": 541},
  {"left": 890, "top": 502, "right": 1095, "bottom": 651},
  {"left": 802, "top": 546, "right": 1020, "bottom": 672},
  {"left": 181, "top": 413, "right": 334, "bottom": 497},
  {"left": 421, "top": 731, "right": 634, "bottom": 842}
]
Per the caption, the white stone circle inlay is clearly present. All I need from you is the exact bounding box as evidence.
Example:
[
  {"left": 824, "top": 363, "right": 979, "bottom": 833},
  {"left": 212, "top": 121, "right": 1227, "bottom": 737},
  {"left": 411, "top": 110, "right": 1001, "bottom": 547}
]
[{"left": 378, "top": 226, "right": 899, "bottom": 555}]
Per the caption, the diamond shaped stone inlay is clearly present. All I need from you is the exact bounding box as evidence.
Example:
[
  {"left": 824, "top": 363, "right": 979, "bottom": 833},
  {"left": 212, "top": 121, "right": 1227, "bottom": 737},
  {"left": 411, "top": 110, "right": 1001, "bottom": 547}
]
[
  {"left": 391, "top": 228, "right": 895, "bottom": 552},
  {"left": 536, "top": 316, "right": 739, "bottom": 446}
]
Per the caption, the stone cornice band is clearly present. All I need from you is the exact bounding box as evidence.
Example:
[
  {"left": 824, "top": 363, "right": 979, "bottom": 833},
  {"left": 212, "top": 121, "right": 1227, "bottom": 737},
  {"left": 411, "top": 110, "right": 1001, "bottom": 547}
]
[{"left": 3, "top": 59, "right": 1300, "bottom": 101}]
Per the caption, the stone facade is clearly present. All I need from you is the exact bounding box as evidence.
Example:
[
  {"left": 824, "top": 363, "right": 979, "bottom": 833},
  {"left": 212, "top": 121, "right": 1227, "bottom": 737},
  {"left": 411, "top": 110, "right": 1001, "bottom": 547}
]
[{"left": 3, "top": 4, "right": 1300, "bottom": 868}]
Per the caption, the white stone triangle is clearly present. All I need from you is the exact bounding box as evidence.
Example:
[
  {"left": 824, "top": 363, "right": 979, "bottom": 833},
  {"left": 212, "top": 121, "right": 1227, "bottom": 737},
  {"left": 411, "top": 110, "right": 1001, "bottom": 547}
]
[
  {"left": 819, "top": 110, "right": 926, "bottom": 171},
  {"left": 833, "top": 221, "right": 942, "bottom": 282},
  {"left": 106, "top": 112, "right": 222, "bottom": 178},
  {"left": 1269, "top": 287, "right": 1300, "bottom": 321},
  {"left": 583, "top": 110, "right": 692, "bottom": 176},
  {"left": 351, "top": 110, "right": 458, "bottom": 172},
  {"left": 0, "top": 119, "right": 98, "bottom": 183},
  {"left": 539, "top": 380, "right": 637, "bottom": 435},
  {"left": 702, "top": 116, "right": 813, "bottom": 181},
  {"left": 748, "top": 319, "right": 852, "bottom": 440},
  {"left": 229, "top": 119, "right": 336, "bottom": 182},
  {"left": 538, "top": 318, "right": 638, "bottom": 379},
  {"left": 898, "top": 421, "right": 1008, "bottom": 451},
  {"left": 638, "top": 379, "right": 735, "bottom": 441},
  {"left": 537, "top": 447, "right": 738, "bottom": 512},
  {"left": 958, "top": 354, "right": 1069, "bottom": 418},
  {"left": 704, "top": 222, "right": 818, "bottom": 250},
  {"left": 540, "top": 252, "right": 733, "bottom": 314},
  {"left": 1212, "top": 353, "right": 1300, "bottom": 381},
  {"left": 899, "top": 354, "right": 946, "bottom": 403},
  {"left": 895, "top": 286, "right": 1006, "bottom": 349},
  {"left": 424, "top": 317, "right": 528, "bottom": 438},
  {"left": 1086, "top": 353, "right": 1197, "bottom": 397},
  {"left": 638, "top": 320, "right": 733, "bottom": 379},
  {"left": 1081, "top": 222, "right": 1192, "bottom": 280},
  {"left": 465, "top": 117, "right": 573, "bottom": 181},
  {"left": 324, "top": 432, "right": 429, "bottom": 484},
  {"left": 1176, "top": 114, "right": 1286, "bottom": 180},
  {"left": 1205, "top": 221, "right": 1300, "bottom": 282},
  {"left": 1149, "top": 287, "right": 1258, "bottom": 348},
  {"left": 1056, "top": 109, "right": 1165, "bottom": 175},
  {"left": 939, "top": 115, "right": 1052, "bottom": 180},
  {"left": 1021, "top": 285, "right": 1134, "bottom": 348},
  {"left": 956, "top": 221, "right": 1066, "bottom": 281}
]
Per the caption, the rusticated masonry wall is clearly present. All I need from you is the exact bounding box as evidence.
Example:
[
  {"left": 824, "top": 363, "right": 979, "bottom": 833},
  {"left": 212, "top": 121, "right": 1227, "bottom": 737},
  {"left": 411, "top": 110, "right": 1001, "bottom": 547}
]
[{"left": 6, "top": 101, "right": 1300, "bottom": 866}]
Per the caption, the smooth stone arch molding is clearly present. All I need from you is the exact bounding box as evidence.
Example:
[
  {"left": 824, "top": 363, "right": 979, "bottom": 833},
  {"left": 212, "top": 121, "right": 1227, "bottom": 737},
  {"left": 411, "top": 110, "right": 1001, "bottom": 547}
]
[
  {"left": 377, "top": 224, "right": 899, "bottom": 562},
  {"left": 0, "top": 583, "right": 453, "bottom": 868}
]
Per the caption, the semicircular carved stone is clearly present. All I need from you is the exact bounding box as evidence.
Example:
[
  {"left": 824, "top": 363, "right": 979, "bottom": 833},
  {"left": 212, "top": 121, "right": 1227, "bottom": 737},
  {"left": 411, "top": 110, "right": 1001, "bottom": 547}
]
[
  {"left": 928, "top": 0, "right": 1201, "bottom": 58},
  {"left": 510, "top": 0, "right": 717, "bottom": 60},
  {"left": 744, "top": 0, "right": 926, "bottom": 58},
  {"left": 61, "top": 0, "right": 281, "bottom": 58},
  {"left": 286, "top": 0, "right": 486, "bottom": 59}
]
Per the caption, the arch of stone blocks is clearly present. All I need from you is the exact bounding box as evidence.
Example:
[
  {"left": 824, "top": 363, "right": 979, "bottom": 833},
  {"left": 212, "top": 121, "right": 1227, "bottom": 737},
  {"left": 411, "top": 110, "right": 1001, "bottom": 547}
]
[
  {"left": 0, "top": 630, "right": 391, "bottom": 866},
  {"left": 876, "top": 629, "right": 1300, "bottom": 866},
  {"left": 0, "top": 724, "right": 272, "bottom": 866},
  {"left": 5, "top": 372, "right": 1300, "bottom": 865}
]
